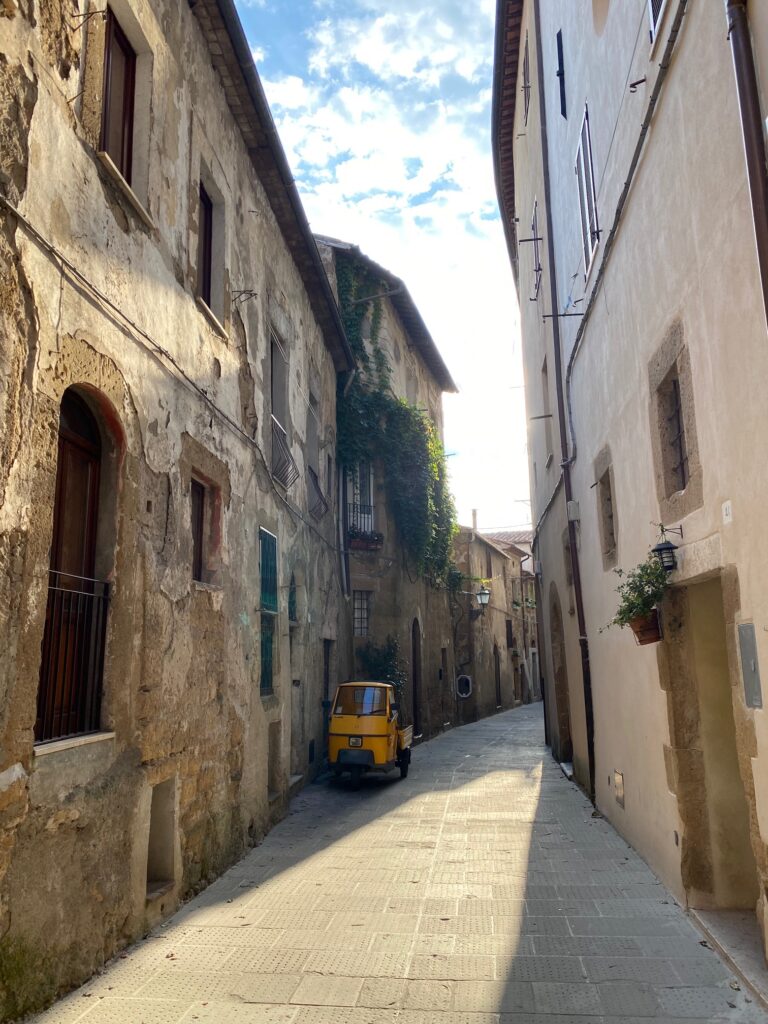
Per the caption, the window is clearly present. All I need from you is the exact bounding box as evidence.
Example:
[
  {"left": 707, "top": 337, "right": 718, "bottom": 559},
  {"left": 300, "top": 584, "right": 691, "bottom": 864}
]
[
  {"left": 190, "top": 479, "right": 205, "bottom": 581},
  {"left": 530, "top": 200, "right": 542, "bottom": 301},
  {"left": 541, "top": 357, "right": 553, "bottom": 463},
  {"left": 288, "top": 572, "right": 297, "bottom": 624},
  {"left": 648, "top": 0, "right": 667, "bottom": 44},
  {"left": 270, "top": 331, "right": 299, "bottom": 487},
  {"left": 353, "top": 590, "right": 371, "bottom": 637},
  {"left": 597, "top": 467, "right": 617, "bottom": 561},
  {"left": 659, "top": 369, "right": 688, "bottom": 495},
  {"left": 485, "top": 546, "right": 493, "bottom": 580},
  {"left": 575, "top": 105, "right": 599, "bottom": 276},
  {"left": 260, "top": 528, "right": 278, "bottom": 613},
  {"left": 522, "top": 32, "right": 531, "bottom": 127},
  {"left": 36, "top": 391, "right": 110, "bottom": 743},
  {"left": 347, "top": 462, "right": 374, "bottom": 533},
  {"left": 197, "top": 183, "right": 213, "bottom": 308},
  {"left": 506, "top": 619, "right": 515, "bottom": 649},
  {"left": 260, "top": 529, "right": 278, "bottom": 695},
  {"left": 100, "top": 8, "right": 136, "bottom": 183},
  {"left": 556, "top": 30, "right": 566, "bottom": 119}
]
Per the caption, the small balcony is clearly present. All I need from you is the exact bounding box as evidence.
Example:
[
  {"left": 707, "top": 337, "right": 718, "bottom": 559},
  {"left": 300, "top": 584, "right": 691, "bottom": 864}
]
[
  {"left": 348, "top": 502, "right": 374, "bottom": 534},
  {"left": 271, "top": 415, "right": 299, "bottom": 489}
]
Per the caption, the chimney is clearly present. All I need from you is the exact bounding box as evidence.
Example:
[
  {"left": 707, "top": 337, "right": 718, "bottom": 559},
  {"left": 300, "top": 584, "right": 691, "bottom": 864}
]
[{"left": 472, "top": 508, "right": 478, "bottom": 535}]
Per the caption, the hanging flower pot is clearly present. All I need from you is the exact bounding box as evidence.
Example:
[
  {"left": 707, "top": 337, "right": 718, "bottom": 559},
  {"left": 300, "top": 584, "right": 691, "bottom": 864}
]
[{"left": 628, "top": 608, "right": 663, "bottom": 645}]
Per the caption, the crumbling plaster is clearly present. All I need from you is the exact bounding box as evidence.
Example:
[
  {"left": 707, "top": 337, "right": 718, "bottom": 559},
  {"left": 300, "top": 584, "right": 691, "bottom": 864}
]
[{"left": 0, "top": 0, "right": 343, "bottom": 1012}]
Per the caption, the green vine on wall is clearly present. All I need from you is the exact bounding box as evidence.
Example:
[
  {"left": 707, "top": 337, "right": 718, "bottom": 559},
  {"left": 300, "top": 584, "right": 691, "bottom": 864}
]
[
  {"left": 335, "top": 250, "right": 457, "bottom": 585},
  {"left": 357, "top": 635, "right": 407, "bottom": 702}
]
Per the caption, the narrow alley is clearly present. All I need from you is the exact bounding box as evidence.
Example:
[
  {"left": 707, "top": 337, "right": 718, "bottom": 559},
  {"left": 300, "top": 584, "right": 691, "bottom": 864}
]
[{"left": 34, "top": 706, "right": 765, "bottom": 1024}]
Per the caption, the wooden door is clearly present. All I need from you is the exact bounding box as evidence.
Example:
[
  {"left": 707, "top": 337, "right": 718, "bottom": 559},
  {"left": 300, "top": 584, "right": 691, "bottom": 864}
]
[{"left": 36, "top": 393, "right": 103, "bottom": 741}]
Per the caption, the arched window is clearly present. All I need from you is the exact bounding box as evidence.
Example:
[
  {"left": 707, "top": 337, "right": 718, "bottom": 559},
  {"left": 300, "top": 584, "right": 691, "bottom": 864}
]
[{"left": 36, "top": 391, "right": 110, "bottom": 742}]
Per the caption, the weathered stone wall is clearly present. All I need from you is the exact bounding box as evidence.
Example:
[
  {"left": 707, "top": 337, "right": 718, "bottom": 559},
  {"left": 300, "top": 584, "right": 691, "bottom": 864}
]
[{"left": 0, "top": 0, "right": 343, "bottom": 1015}]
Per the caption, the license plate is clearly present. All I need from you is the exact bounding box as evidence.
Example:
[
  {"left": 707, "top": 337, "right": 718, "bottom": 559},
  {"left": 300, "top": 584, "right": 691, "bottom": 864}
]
[{"left": 349, "top": 736, "right": 362, "bottom": 747}]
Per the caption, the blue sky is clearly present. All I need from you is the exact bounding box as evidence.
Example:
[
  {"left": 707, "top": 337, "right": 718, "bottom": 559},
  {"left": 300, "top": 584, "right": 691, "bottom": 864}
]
[{"left": 235, "top": 0, "right": 530, "bottom": 530}]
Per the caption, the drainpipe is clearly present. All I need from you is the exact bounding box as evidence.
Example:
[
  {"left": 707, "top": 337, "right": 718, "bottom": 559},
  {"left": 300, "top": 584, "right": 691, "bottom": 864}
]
[
  {"left": 533, "top": 1, "right": 596, "bottom": 799},
  {"left": 726, "top": 0, "right": 768, "bottom": 331}
]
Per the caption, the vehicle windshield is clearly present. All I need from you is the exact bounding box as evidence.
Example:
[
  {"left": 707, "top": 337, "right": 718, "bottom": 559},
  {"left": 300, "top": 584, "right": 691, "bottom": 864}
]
[{"left": 334, "top": 686, "right": 388, "bottom": 716}]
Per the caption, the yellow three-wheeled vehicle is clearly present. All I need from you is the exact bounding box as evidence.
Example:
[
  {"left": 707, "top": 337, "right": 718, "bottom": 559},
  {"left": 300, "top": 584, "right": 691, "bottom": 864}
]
[{"left": 328, "top": 682, "right": 412, "bottom": 788}]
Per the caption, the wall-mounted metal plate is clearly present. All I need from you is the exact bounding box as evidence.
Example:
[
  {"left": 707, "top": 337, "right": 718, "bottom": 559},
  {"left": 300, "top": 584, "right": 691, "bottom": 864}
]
[{"left": 738, "top": 623, "right": 763, "bottom": 709}]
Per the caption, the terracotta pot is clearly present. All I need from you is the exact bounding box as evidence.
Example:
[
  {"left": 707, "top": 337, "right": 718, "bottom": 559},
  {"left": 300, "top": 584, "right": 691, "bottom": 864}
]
[{"left": 628, "top": 608, "right": 662, "bottom": 645}]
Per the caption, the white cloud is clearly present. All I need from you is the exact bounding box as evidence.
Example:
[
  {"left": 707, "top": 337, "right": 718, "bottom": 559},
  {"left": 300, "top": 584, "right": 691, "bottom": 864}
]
[{"left": 251, "top": 45, "right": 267, "bottom": 64}]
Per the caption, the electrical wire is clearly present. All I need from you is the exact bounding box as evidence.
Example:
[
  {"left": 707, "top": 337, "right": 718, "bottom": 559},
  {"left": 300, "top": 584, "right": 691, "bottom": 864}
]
[{"left": 0, "top": 193, "right": 343, "bottom": 556}]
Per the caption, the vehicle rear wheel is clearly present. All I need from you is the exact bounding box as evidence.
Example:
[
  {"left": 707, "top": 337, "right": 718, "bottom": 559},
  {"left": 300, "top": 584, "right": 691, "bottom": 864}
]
[
  {"left": 399, "top": 762, "right": 409, "bottom": 779},
  {"left": 350, "top": 765, "right": 362, "bottom": 790}
]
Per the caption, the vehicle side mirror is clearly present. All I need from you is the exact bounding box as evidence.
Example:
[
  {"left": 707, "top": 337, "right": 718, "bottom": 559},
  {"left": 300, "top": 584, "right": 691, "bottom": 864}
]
[{"left": 390, "top": 702, "right": 399, "bottom": 716}]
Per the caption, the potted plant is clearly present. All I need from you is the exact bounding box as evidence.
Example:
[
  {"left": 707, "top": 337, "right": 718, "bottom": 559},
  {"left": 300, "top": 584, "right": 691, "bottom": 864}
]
[
  {"left": 348, "top": 525, "right": 384, "bottom": 551},
  {"left": 606, "top": 552, "right": 669, "bottom": 645}
]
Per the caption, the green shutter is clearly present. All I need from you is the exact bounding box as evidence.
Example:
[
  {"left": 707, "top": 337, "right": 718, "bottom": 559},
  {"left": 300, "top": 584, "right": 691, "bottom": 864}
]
[{"left": 259, "top": 528, "right": 278, "bottom": 613}]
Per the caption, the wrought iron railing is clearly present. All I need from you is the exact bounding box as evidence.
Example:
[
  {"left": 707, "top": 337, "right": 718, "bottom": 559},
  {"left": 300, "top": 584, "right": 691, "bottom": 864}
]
[
  {"left": 271, "top": 415, "right": 300, "bottom": 488},
  {"left": 348, "top": 502, "right": 374, "bottom": 534},
  {"left": 308, "top": 466, "right": 329, "bottom": 520},
  {"left": 36, "top": 571, "right": 110, "bottom": 743}
]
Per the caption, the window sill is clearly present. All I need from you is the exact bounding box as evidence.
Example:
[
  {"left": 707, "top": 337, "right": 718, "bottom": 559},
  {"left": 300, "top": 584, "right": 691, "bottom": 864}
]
[
  {"left": 97, "top": 151, "right": 155, "bottom": 230},
  {"left": 195, "top": 295, "right": 228, "bottom": 339},
  {"left": 34, "top": 731, "right": 116, "bottom": 757},
  {"left": 192, "top": 580, "right": 223, "bottom": 593}
]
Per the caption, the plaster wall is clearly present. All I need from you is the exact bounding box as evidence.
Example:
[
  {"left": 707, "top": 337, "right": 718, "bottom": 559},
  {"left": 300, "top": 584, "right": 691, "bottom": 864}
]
[
  {"left": 511, "top": 0, "right": 589, "bottom": 788},
  {"left": 524, "top": 0, "right": 768, "bottom": 923},
  {"left": 0, "top": 0, "right": 343, "bottom": 1011}
]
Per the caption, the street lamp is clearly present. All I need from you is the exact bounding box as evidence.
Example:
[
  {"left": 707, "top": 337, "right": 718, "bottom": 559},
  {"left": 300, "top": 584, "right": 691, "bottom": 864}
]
[{"left": 476, "top": 586, "right": 491, "bottom": 614}]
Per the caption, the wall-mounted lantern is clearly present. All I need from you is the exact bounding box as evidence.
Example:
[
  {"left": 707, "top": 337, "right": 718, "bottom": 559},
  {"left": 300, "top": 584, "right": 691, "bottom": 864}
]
[
  {"left": 652, "top": 525, "right": 683, "bottom": 574},
  {"left": 476, "top": 586, "right": 491, "bottom": 613}
]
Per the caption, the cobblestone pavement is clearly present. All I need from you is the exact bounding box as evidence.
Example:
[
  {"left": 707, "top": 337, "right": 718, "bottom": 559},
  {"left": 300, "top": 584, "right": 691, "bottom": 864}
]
[{"left": 35, "top": 705, "right": 767, "bottom": 1023}]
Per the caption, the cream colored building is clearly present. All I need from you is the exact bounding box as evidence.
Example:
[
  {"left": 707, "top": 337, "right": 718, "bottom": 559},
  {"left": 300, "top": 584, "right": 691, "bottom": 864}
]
[
  {"left": 0, "top": 0, "right": 353, "bottom": 1012},
  {"left": 494, "top": 0, "right": 768, "bottom": 964}
]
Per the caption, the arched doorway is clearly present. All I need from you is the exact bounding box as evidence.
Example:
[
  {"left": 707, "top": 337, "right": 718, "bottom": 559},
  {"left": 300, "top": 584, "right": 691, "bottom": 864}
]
[
  {"left": 36, "top": 391, "right": 110, "bottom": 742},
  {"left": 494, "top": 644, "right": 502, "bottom": 708},
  {"left": 549, "top": 585, "right": 573, "bottom": 762},
  {"left": 411, "top": 618, "right": 422, "bottom": 736}
]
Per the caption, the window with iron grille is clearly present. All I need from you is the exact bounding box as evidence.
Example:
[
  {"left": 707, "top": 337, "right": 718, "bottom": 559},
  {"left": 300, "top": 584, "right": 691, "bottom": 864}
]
[
  {"left": 100, "top": 8, "right": 136, "bottom": 184},
  {"left": 347, "top": 462, "right": 374, "bottom": 534},
  {"left": 522, "top": 33, "right": 531, "bottom": 126},
  {"left": 530, "top": 200, "right": 542, "bottom": 301},
  {"left": 575, "top": 105, "right": 599, "bottom": 276},
  {"left": 506, "top": 619, "right": 514, "bottom": 649},
  {"left": 259, "top": 528, "right": 278, "bottom": 613},
  {"left": 353, "top": 591, "right": 371, "bottom": 637},
  {"left": 648, "top": 0, "right": 667, "bottom": 44},
  {"left": 260, "top": 614, "right": 275, "bottom": 695},
  {"left": 658, "top": 369, "right": 689, "bottom": 496}
]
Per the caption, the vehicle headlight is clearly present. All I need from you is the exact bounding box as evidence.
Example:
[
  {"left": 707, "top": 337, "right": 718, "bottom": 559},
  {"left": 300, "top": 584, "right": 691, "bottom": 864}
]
[{"left": 349, "top": 736, "right": 362, "bottom": 747}]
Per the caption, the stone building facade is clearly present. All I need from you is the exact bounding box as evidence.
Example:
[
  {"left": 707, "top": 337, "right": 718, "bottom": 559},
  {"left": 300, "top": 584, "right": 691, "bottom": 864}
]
[
  {"left": 494, "top": 0, "right": 768, "bottom": 964},
  {"left": 0, "top": 0, "right": 352, "bottom": 1013},
  {"left": 317, "top": 238, "right": 460, "bottom": 740}
]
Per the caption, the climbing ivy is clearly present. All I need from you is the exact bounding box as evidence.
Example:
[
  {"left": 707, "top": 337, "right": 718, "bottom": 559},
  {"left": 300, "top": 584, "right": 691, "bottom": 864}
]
[{"left": 335, "top": 249, "right": 457, "bottom": 585}]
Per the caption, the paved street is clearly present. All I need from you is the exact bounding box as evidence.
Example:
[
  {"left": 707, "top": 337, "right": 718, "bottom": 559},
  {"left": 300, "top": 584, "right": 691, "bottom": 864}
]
[{"left": 35, "top": 705, "right": 766, "bottom": 1023}]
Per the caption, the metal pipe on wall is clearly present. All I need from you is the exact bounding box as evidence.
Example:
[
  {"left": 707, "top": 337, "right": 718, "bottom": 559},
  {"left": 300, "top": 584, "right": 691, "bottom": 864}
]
[{"left": 726, "top": 0, "right": 768, "bottom": 332}]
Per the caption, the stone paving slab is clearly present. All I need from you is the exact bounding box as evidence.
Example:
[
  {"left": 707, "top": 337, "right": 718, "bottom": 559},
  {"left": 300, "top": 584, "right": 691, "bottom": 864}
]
[{"left": 32, "top": 705, "right": 768, "bottom": 1023}]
